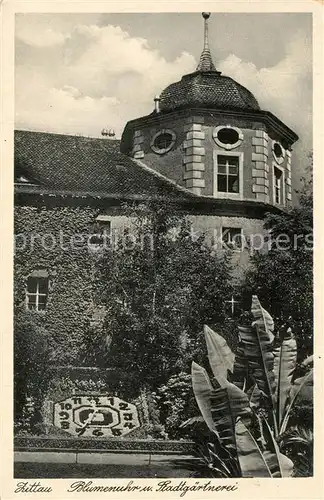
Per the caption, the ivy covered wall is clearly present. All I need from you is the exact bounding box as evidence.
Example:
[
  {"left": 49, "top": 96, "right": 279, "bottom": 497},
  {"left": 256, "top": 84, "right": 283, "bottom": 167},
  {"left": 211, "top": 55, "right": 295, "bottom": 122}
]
[{"left": 14, "top": 199, "right": 105, "bottom": 365}]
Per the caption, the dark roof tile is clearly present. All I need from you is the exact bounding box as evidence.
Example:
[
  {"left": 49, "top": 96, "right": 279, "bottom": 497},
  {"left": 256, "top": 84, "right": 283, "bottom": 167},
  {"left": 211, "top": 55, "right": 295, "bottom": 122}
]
[
  {"left": 160, "top": 72, "right": 260, "bottom": 113},
  {"left": 14, "top": 130, "right": 193, "bottom": 200}
]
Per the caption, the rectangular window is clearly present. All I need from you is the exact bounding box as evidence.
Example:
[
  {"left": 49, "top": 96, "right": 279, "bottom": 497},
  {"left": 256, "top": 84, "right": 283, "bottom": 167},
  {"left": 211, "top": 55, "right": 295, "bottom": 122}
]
[
  {"left": 222, "top": 227, "right": 243, "bottom": 250},
  {"left": 26, "top": 276, "right": 48, "bottom": 311},
  {"left": 89, "top": 220, "right": 112, "bottom": 247},
  {"left": 217, "top": 155, "right": 239, "bottom": 193},
  {"left": 274, "top": 167, "right": 283, "bottom": 204}
]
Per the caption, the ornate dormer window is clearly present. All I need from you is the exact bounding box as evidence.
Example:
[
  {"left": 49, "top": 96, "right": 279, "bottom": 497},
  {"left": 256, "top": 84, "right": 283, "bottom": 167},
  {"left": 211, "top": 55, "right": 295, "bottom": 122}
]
[{"left": 213, "top": 125, "right": 243, "bottom": 150}]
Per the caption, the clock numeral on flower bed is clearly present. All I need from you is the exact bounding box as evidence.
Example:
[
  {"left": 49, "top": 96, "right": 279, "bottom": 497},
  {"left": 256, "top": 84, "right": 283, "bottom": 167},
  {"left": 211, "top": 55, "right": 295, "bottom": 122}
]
[
  {"left": 92, "top": 428, "right": 104, "bottom": 437},
  {"left": 60, "top": 421, "right": 70, "bottom": 429},
  {"left": 119, "top": 402, "right": 129, "bottom": 410},
  {"left": 59, "top": 402, "right": 72, "bottom": 410},
  {"left": 76, "top": 427, "right": 87, "bottom": 436},
  {"left": 124, "top": 413, "right": 133, "bottom": 421},
  {"left": 124, "top": 422, "right": 135, "bottom": 429},
  {"left": 112, "top": 428, "right": 122, "bottom": 436},
  {"left": 59, "top": 411, "right": 69, "bottom": 420},
  {"left": 72, "top": 397, "right": 82, "bottom": 405}
]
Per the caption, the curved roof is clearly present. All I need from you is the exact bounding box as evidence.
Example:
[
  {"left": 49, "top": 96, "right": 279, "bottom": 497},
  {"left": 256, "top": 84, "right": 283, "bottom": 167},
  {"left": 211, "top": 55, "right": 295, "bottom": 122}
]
[{"left": 159, "top": 71, "right": 260, "bottom": 113}]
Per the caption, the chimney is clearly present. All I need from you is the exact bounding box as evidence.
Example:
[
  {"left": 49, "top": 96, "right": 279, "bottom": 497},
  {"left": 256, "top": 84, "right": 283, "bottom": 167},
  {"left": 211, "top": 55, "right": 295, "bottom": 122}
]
[{"left": 154, "top": 95, "right": 161, "bottom": 113}]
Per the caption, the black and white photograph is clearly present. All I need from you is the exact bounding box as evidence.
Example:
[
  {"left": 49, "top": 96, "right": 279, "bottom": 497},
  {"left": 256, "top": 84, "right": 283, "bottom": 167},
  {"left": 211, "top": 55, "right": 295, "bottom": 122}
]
[{"left": 1, "top": 2, "right": 321, "bottom": 494}]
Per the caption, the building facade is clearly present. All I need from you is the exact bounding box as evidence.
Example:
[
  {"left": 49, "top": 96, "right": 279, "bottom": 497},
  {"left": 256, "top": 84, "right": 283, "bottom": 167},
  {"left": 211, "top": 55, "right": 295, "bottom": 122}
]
[{"left": 14, "top": 13, "right": 298, "bottom": 365}]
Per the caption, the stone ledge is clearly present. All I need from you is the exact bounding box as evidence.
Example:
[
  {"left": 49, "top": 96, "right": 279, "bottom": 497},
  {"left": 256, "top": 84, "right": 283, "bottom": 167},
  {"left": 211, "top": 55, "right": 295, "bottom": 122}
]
[
  {"left": 255, "top": 130, "right": 268, "bottom": 139},
  {"left": 252, "top": 137, "right": 268, "bottom": 147},
  {"left": 186, "top": 147, "right": 205, "bottom": 156},
  {"left": 184, "top": 138, "right": 203, "bottom": 149},
  {"left": 253, "top": 161, "right": 267, "bottom": 170},
  {"left": 287, "top": 192, "right": 292, "bottom": 201},
  {"left": 256, "top": 178, "right": 267, "bottom": 186},
  {"left": 252, "top": 153, "right": 267, "bottom": 162},
  {"left": 183, "top": 155, "right": 203, "bottom": 164},
  {"left": 186, "top": 131, "right": 205, "bottom": 140},
  {"left": 255, "top": 145, "right": 268, "bottom": 156},
  {"left": 252, "top": 184, "right": 267, "bottom": 194},
  {"left": 133, "top": 151, "right": 144, "bottom": 159},
  {"left": 183, "top": 170, "right": 203, "bottom": 180},
  {"left": 186, "top": 178, "right": 205, "bottom": 188},
  {"left": 185, "top": 162, "right": 205, "bottom": 172},
  {"left": 252, "top": 169, "right": 267, "bottom": 178},
  {"left": 183, "top": 123, "right": 202, "bottom": 133}
]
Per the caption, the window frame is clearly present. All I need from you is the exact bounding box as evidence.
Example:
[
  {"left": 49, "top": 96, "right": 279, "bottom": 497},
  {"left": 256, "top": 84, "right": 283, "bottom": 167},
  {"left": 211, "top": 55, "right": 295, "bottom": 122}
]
[
  {"left": 272, "top": 163, "right": 285, "bottom": 206},
  {"left": 221, "top": 227, "right": 243, "bottom": 252},
  {"left": 272, "top": 140, "right": 285, "bottom": 165},
  {"left": 150, "top": 129, "right": 176, "bottom": 155},
  {"left": 88, "top": 218, "right": 112, "bottom": 250},
  {"left": 26, "top": 272, "right": 49, "bottom": 312},
  {"left": 213, "top": 150, "right": 244, "bottom": 199},
  {"left": 213, "top": 125, "right": 244, "bottom": 150}
]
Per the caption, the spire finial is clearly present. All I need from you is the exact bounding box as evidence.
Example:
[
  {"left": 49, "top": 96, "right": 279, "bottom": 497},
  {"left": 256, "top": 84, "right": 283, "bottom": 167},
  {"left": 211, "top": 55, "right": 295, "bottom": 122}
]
[
  {"left": 197, "top": 12, "right": 219, "bottom": 73},
  {"left": 202, "top": 12, "right": 211, "bottom": 49}
]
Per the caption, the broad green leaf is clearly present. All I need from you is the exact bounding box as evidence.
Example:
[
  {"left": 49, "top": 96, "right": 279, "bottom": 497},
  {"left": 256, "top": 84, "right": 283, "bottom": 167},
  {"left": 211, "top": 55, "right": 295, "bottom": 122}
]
[
  {"left": 262, "top": 417, "right": 294, "bottom": 477},
  {"left": 209, "top": 387, "right": 238, "bottom": 453},
  {"left": 263, "top": 451, "right": 294, "bottom": 478},
  {"left": 235, "top": 419, "right": 272, "bottom": 477},
  {"left": 204, "top": 325, "right": 235, "bottom": 383},
  {"left": 273, "top": 328, "right": 297, "bottom": 427},
  {"left": 231, "top": 331, "right": 249, "bottom": 390},
  {"left": 191, "top": 362, "right": 217, "bottom": 433},
  {"left": 222, "top": 380, "right": 252, "bottom": 423},
  {"left": 236, "top": 322, "right": 276, "bottom": 403},
  {"left": 280, "top": 369, "right": 313, "bottom": 433},
  {"left": 251, "top": 295, "right": 275, "bottom": 342}
]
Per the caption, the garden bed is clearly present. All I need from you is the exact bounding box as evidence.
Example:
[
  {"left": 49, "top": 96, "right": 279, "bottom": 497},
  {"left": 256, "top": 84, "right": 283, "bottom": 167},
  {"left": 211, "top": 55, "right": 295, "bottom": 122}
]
[{"left": 14, "top": 436, "right": 196, "bottom": 455}]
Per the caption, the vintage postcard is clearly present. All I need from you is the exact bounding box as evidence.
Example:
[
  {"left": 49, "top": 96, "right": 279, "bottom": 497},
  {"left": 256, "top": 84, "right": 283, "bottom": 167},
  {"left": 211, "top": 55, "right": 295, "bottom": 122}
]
[{"left": 1, "top": 1, "right": 323, "bottom": 499}]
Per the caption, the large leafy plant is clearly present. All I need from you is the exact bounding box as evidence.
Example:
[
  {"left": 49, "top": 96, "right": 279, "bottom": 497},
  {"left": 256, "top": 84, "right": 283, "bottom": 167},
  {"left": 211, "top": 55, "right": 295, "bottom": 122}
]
[{"left": 188, "top": 295, "right": 313, "bottom": 478}]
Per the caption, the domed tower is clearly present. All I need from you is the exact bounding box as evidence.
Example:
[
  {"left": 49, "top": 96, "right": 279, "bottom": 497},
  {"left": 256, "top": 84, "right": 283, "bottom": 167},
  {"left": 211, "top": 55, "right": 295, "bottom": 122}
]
[{"left": 121, "top": 12, "right": 298, "bottom": 210}]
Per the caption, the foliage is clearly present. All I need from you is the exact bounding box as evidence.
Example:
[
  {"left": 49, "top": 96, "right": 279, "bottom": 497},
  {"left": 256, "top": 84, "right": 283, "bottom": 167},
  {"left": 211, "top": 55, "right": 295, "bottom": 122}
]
[
  {"left": 155, "top": 373, "right": 198, "bottom": 439},
  {"left": 14, "top": 203, "right": 106, "bottom": 365},
  {"left": 241, "top": 171, "right": 313, "bottom": 360},
  {"left": 95, "top": 200, "right": 234, "bottom": 394},
  {"left": 187, "top": 296, "right": 313, "bottom": 478},
  {"left": 14, "top": 311, "right": 54, "bottom": 432}
]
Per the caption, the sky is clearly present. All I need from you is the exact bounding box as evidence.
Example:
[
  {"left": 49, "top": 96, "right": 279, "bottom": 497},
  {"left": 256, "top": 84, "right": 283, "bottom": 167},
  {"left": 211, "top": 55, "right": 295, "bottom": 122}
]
[{"left": 15, "top": 13, "right": 312, "bottom": 184}]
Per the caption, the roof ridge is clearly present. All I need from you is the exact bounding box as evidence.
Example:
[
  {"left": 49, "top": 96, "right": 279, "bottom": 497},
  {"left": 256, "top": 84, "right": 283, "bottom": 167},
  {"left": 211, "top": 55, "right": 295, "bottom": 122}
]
[{"left": 15, "top": 129, "right": 121, "bottom": 143}]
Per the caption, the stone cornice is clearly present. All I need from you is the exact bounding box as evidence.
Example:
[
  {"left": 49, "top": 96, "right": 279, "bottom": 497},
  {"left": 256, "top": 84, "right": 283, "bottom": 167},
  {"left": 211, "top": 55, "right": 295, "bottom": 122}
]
[{"left": 121, "top": 107, "right": 298, "bottom": 150}]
